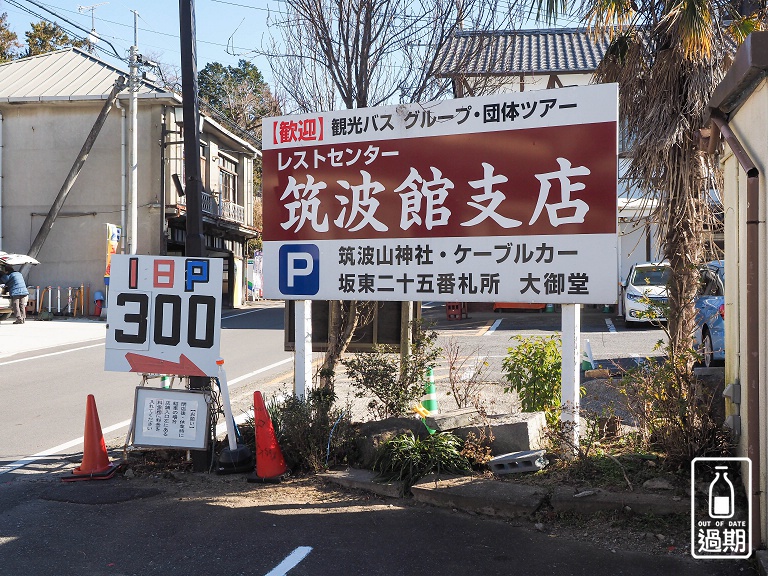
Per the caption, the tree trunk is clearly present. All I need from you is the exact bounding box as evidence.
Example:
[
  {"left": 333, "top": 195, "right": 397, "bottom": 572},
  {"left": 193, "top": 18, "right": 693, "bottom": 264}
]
[
  {"left": 662, "top": 144, "right": 706, "bottom": 376},
  {"left": 319, "top": 300, "right": 360, "bottom": 388}
]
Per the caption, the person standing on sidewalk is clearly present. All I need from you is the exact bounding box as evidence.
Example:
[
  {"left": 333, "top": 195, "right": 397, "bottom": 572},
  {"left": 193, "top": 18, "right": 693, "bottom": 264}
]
[{"left": 0, "top": 265, "right": 29, "bottom": 324}]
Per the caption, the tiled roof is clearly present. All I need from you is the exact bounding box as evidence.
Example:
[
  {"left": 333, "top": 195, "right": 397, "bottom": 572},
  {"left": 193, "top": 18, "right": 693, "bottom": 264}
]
[
  {"left": 0, "top": 47, "right": 174, "bottom": 102},
  {"left": 435, "top": 28, "right": 614, "bottom": 76}
]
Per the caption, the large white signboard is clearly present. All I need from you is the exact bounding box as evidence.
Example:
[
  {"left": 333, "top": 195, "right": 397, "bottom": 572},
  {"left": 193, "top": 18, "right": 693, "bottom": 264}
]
[
  {"left": 105, "top": 255, "right": 223, "bottom": 377},
  {"left": 261, "top": 84, "right": 619, "bottom": 303}
]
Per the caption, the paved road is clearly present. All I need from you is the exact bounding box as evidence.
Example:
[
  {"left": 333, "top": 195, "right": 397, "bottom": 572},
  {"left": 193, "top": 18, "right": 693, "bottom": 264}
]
[
  {"left": 421, "top": 302, "right": 667, "bottom": 369},
  {"left": 0, "top": 303, "right": 293, "bottom": 469},
  {"left": 1, "top": 302, "right": 667, "bottom": 472},
  {"left": 0, "top": 477, "right": 748, "bottom": 576}
]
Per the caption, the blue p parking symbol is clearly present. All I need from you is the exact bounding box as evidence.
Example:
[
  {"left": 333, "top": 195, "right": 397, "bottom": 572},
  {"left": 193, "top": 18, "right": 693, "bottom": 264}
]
[{"left": 279, "top": 244, "right": 320, "bottom": 296}]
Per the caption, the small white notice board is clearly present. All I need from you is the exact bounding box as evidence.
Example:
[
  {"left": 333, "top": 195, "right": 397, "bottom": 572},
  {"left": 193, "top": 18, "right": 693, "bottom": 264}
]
[{"left": 131, "top": 387, "right": 210, "bottom": 450}]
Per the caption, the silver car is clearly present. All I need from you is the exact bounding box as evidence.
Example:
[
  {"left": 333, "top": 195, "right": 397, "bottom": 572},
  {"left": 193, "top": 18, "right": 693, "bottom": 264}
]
[{"left": 0, "top": 288, "right": 11, "bottom": 320}]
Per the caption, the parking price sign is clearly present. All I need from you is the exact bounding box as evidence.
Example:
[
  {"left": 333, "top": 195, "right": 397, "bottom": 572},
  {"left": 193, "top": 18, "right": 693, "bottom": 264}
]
[
  {"left": 261, "top": 83, "right": 619, "bottom": 304},
  {"left": 104, "top": 255, "right": 223, "bottom": 377}
]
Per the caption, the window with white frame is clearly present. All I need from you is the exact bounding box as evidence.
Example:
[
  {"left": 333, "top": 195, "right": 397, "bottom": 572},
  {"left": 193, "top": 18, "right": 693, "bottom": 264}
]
[
  {"left": 200, "top": 143, "right": 208, "bottom": 191},
  {"left": 219, "top": 155, "right": 237, "bottom": 203}
]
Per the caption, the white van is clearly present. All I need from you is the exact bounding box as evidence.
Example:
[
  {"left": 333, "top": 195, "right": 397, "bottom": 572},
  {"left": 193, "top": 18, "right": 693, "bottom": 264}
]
[{"left": 622, "top": 261, "right": 671, "bottom": 327}]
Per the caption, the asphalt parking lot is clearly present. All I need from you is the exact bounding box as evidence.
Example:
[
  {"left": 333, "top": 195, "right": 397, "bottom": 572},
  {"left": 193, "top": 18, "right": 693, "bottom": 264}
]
[
  {"left": 329, "top": 302, "right": 669, "bottom": 421},
  {"left": 422, "top": 302, "right": 667, "bottom": 372}
]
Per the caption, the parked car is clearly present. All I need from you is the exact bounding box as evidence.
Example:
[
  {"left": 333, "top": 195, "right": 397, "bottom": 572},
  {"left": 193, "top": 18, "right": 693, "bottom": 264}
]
[
  {"left": 0, "top": 252, "right": 38, "bottom": 320},
  {"left": 0, "top": 288, "right": 11, "bottom": 320},
  {"left": 622, "top": 261, "right": 671, "bottom": 327},
  {"left": 693, "top": 260, "right": 725, "bottom": 367}
]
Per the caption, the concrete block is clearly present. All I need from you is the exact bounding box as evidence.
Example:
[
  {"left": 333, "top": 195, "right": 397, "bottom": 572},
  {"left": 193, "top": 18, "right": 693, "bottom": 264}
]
[
  {"left": 755, "top": 550, "right": 768, "bottom": 576},
  {"left": 424, "top": 408, "right": 483, "bottom": 431},
  {"left": 489, "top": 450, "right": 548, "bottom": 475},
  {"left": 451, "top": 411, "right": 546, "bottom": 455},
  {"left": 411, "top": 474, "right": 546, "bottom": 518}
]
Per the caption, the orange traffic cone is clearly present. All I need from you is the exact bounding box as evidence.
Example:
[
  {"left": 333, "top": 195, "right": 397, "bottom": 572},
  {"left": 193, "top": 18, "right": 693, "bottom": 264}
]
[
  {"left": 62, "top": 395, "right": 119, "bottom": 482},
  {"left": 247, "top": 391, "right": 287, "bottom": 483}
]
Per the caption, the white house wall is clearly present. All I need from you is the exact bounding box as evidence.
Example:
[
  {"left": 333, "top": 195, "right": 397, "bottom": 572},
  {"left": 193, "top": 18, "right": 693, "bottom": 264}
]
[
  {"left": 514, "top": 72, "right": 593, "bottom": 89},
  {"left": 721, "top": 76, "right": 768, "bottom": 545},
  {"left": 721, "top": 147, "right": 742, "bottom": 448},
  {"left": 464, "top": 71, "right": 593, "bottom": 96},
  {"left": 0, "top": 99, "right": 164, "bottom": 301},
  {"left": 619, "top": 220, "right": 660, "bottom": 277}
]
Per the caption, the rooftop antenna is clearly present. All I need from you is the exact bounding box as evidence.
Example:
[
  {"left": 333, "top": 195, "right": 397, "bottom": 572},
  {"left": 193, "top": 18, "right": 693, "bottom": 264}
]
[{"left": 77, "top": 2, "right": 109, "bottom": 48}]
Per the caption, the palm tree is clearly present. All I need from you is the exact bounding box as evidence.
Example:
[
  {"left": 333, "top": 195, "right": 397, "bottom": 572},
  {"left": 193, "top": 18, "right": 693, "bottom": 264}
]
[{"left": 534, "top": 0, "right": 762, "bottom": 376}]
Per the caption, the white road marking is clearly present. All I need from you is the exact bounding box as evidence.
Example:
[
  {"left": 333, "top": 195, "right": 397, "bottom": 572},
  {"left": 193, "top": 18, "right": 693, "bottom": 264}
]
[
  {"left": 0, "top": 343, "right": 104, "bottom": 366},
  {"left": 484, "top": 319, "right": 502, "bottom": 335},
  {"left": 264, "top": 547, "right": 313, "bottom": 576},
  {"left": 605, "top": 318, "right": 616, "bottom": 333},
  {"left": 226, "top": 358, "right": 292, "bottom": 385},
  {"left": 0, "top": 358, "right": 293, "bottom": 475},
  {"left": 222, "top": 308, "right": 274, "bottom": 320},
  {"left": 0, "top": 419, "right": 132, "bottom": 475}
]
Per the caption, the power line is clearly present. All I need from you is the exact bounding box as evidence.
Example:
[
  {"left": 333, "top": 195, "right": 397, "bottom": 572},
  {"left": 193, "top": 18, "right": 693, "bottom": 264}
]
[
  {"left": 9, "top": 0, "right": 280, "bottom": 62},
  {"left": 210, "top": 0, "right": 273, "bottom": 13},
  {"left": 6, "top": 0, "right": 123, "bottom": 60}
]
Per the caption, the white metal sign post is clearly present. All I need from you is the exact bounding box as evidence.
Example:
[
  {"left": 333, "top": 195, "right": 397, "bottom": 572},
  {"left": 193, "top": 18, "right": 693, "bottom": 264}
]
[
  {"left": 294, "top": 300, "right": 313, "bottom": 398},
  {"left": 262, "top": 84, "right": 619, "bottom": 444},
  {"left": 562, "top": 304, "right": 581, "bottom": 448}
]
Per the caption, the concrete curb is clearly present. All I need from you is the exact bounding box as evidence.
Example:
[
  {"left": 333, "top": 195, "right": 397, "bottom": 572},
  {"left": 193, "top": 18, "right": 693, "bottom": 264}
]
[
  {"left": 318, "top": 468, "right": 404, "bottom": 498},
  {"left": 550, "top": 485, "right": 689, "bottom": 516},
  {"left": 411, "top": 474, "right": 546, "bottom": 518},
  {"left": 321, "top": 468, "right": 692, "bottom": 520}
]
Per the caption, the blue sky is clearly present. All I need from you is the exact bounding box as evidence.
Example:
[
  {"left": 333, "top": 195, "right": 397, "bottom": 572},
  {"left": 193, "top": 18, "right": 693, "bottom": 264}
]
[
  {"left": 2, "top": 0, "right": 276, "bottom": 80},
  {"left": 1, "top": 0, "right": 582, "bottom": 91}
]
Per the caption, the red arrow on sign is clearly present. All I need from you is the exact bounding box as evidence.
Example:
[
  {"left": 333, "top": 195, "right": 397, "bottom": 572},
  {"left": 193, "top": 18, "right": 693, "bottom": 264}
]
[{"left": 125, "top": 353, "right": 207, "bottom": 376}]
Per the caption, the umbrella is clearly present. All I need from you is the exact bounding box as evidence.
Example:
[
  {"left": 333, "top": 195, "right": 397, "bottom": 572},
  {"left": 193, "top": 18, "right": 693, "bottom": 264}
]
[{"left": 0, "top": 252, "right": 39, "bottom": 266}]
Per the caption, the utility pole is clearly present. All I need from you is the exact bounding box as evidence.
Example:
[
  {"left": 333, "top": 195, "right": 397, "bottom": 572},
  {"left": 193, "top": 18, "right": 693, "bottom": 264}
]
[
  {"left": 179, "top": 0, "right": 210, "bottom": 471},
  {"left": 128, "top": 10, "right": 139, "bottom": 255},
  {"left": 179, "top": 1, "right": 206, "bottom": 257}
]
